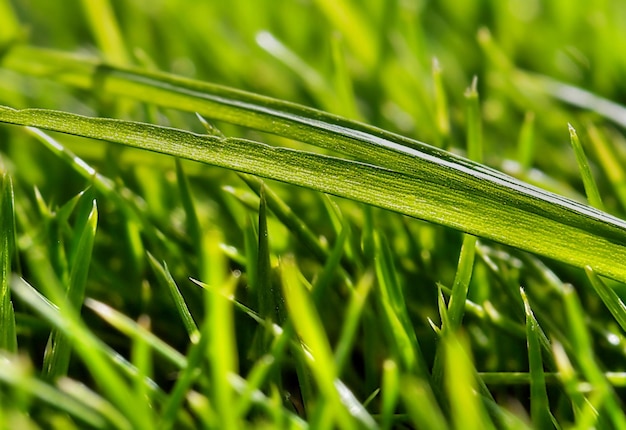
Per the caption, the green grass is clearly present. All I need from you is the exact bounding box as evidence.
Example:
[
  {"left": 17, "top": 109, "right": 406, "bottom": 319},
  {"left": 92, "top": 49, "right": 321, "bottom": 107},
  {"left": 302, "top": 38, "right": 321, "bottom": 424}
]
[{"left": 2, "top": 0, "right": 626, "bottom": 428}]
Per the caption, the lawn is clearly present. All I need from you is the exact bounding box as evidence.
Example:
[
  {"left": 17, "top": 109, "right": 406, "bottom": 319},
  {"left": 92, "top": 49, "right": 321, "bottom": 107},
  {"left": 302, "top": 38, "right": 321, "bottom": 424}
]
[{"left": 2, "top": 0, "right": 626, "bottom": 428}]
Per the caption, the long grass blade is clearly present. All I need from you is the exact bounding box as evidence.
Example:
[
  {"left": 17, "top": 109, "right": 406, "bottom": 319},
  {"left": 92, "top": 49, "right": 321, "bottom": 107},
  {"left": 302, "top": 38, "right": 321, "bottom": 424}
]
[{"left": 0, "top": 64, "right": 626, "bottom": 280}]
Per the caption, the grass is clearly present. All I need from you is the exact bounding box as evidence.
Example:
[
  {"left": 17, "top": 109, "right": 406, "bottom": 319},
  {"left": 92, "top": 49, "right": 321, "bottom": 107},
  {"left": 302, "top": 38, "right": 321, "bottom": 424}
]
[{"left": 2, "top": 0, "right": 626, "bottom": 428}]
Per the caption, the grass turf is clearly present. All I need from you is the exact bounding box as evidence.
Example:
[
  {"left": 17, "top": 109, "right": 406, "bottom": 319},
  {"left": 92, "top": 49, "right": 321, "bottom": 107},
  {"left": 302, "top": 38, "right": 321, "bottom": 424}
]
[{"left": 2, "top": 0, "right": 626, "bottom": 428}]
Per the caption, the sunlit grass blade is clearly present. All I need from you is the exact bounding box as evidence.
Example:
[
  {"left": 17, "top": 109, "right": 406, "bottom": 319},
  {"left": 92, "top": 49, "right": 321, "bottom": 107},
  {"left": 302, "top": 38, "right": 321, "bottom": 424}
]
[
  {"left": 521, "top": 288, "right": 553, "bottom": 429},
  {"left": 312, "top": 0, "right": 377, "bottom": 68},
  {"left": 1, "top": 90, "right": 626, "bottom": 283},
  {"left": 0, "top": 0, "right": 19, "bottom": 46},
  {"left": 568, "top": 124, "right": 603, "bottom": 210},
  {"left": 447, "top": 236, "right": 477, "bottom": 331},
  {"left": 0, "top": 173, "right": 17, "bottom": 353},
  {"left": 57, "top": 377, "right": 134, "bottom": 430},
  {"left": 465, "top": 77, "right": 482, "bottom": 162},
  {"left": 551, "top": 340, "right": 595, "bottom": 426}
]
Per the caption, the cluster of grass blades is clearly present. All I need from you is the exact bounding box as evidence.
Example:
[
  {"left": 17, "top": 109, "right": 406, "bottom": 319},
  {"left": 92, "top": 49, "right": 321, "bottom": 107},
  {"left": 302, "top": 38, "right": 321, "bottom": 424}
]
[{"left": 3, "top": 0, "right": 626, "bottom": 428}]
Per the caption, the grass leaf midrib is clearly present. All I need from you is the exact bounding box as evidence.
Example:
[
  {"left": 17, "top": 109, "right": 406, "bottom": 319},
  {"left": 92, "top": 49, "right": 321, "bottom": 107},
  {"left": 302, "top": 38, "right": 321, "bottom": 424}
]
[{"left": 1, "top": 105, "right": 626, "bottom": 283}]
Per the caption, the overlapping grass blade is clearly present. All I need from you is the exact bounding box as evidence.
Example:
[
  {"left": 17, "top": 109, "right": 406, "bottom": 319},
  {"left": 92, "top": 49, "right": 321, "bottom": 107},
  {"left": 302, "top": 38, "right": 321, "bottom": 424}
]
[{"left": 1, "top": 82, "right": 625, "bottom": 284}]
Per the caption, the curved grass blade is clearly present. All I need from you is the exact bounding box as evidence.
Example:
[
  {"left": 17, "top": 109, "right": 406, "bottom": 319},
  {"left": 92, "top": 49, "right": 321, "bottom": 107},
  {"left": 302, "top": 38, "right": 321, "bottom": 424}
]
[{"left": 1, "top": 107, "right": 626, "bottom": 283}]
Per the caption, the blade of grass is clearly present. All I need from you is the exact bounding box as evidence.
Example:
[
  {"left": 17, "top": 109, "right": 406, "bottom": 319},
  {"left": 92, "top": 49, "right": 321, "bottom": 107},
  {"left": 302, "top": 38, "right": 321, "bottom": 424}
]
[
  {"left": 79, "top": 0, "right": 130, "bottom": 65},
  {"left": 444, "top": 333, "right": 495, "bottom": 430},
  {"left": 10, "top": 275, "right": 151, "bottom": 429},
  {"left": 585, "top": 123, "right": 626, "bottom": 212},
  {"left": 280, "top": 255, "right": 375, "bottom": 430},
  {"left": 146, "top": 253, "right": 199, "bottom": 339},
  {"left": 84, "top": 298, "right": 187, "bottom": 369},
  {"left": 0, "top": 354, "right": 127, "bottom": 430},
  {"left": 373, "top": 232, "right": 429, "bottom": 378},
  {"left": 380, "top": 359, "right": 400, "bottom": 430},
  {"left": 479, "top": 371, "right": 626, "bottom": 386},
  {"left": 2, "top": 107, "right": 626, "bottom": 284},
  {"left": 130, "top": 315, "right": 155, "bottom": 429},
  {"left": 521, "top": 288, "right": 553, "bottom": 429},
  {"left": 400, "top": 376, "right": 448, "bottom": 430},
  {"left": 0, "top": 0, "right": 19, "bottom": 47},
  {"left": 432, "top": 58, "right": 450, "bottom": 146},
  {"left": 329, "top": 33, "right": 359, "bottom": 119},
  {"left": 257, "top": 185, "right": 282, "bottom": 325},
  {"left": 0, "top": 173, "right": 17, "bottom": 353},
  {"left": 203, "top": 232, "right": 239, "bottom": 430},
  {"left": 585, "top": 266, "right": 626, "bottom": 333},
  {"left": 0, "top": 45, "right": 610, "bottom": 210},
  {"left": 434, "top": 80, "right": 481, "bottom": 388},
  {"left": 568, "top": 124, "right": 603, "bottom": 210},
  {"left": 334, "top": 270, "right": 374, "bottom": 374},
  {"left": 531, "top": 73, "right": 626, "bottom": 129},
  {"left": 562, "top": 283, "right": 626, "bottom": 428},
  {"left": 239, "top": 174, "right": 338, "bottom": 272}
]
